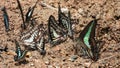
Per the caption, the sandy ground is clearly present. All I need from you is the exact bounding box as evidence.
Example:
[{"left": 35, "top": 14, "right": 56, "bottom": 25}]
[{"left": 0, "top": 0, "right": 120, "bottom": 68}]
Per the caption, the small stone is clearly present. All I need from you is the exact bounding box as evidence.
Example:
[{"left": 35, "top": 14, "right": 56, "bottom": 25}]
[
  {"left": 6, "top": 50, "right": 16, "bottom": 55},
  {"left": 54, "top": 63, "right": 61, "bottom": 68},
  {"left": 48, "top": 65, "right": 53, "bottom": 68},
  {"left": 55, "top": 65, "right": 60, "bottom": 68},
  {"left": 45, "top": 60, "right": 50, "bottom": 65},
  {"left": 61, "top": 8, "right": 68, "bottom": 13},
  {"left": 30, "top": 63, "right": 34, "bottom": 66},
  {"left": 68, "top": 55, "right": 78, "bottom": 62},
  {"left": 78, "top": 8, "right": 83, "bottom": 14},
  {"left": 62, "top": 58, "right": 66, "bottom": 61},
  {"left": 26, "top": 52, "right": 31, "bottom": 58}
]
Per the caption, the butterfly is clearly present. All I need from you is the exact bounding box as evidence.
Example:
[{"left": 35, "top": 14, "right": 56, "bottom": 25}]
[
  {"left": 58, "top": 5, "right": 73, "bottom": 39},
  {"left": 1, "top": 7, "right": 10, "bottom": 32},
  {"left": 21, "top": 24, "right": 46, "bottom": 55},
  {"left": 17, "top": 0, "right": 38, "bottom": 29},
  {"left": 75, "top": 18, "right": 99, "bottom": 61},
  {"left": 14, "top": 40, "right": 28, "bottom": 62},
  {"left": 48, "top": 15, "right": 67, "bottom": 46},
  {"left": 21, "top": 26, "right": 39, "bottom": 49},
  {"left": 25, "top": 0, "right": 38, "bottom": 24}
]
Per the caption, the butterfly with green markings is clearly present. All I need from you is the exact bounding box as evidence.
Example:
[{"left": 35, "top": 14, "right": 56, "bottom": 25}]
[
  {"left": 48, "top": 15, "right": 67, "bottom": 46},
  {"left": 75, "top": 18, "right": 99, "bottom": 61},
  {"left": 14, "top": 40, "right": 28, "bottom": 62},
  {"left": 1, "top": 6, "right": 10, "bottom": 32}
]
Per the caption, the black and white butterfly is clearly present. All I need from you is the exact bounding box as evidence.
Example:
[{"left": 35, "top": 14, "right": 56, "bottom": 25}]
[
  {"left": 48, "top": 15, "right": 67, "bottom": 46},
  {"left": 58, "top": 5, "right": 73, "bottom": 39},
  {"left": 20, "top": 24, "right": 46, "bottom": 55}
]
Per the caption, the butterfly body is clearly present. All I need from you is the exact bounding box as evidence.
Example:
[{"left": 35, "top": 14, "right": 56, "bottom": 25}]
[{"left": 20, "top": 24, "right": 46, "bottom": 55}]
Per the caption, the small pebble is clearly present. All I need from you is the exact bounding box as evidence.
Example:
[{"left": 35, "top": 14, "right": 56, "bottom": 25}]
[
  {"left": 30, "top": 63, "right": 34, "bottom": 66},
  {"left": 68, "top": 55, "right": 78, "bottom": 62},
  {"left": 48, "top": 65, "right": 53, "bottom": 68},
  {"left": 45, "top": 60, "right": 50, "bottom": 65},
  {"left": 78, "top": 8, "right": 83, "bottom": 14}
]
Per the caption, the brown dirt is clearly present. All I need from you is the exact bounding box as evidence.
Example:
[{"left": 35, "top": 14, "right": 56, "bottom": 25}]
[{"left": 0, "top": 0, "right": 120, "bottom": 68}]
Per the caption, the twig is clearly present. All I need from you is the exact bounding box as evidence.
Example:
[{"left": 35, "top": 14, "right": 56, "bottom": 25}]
[
  {"left": 40, "top": 1, "right": 68, "bottom": 13},
  {"left": 40, "top": 1, "right": 57, "bottom": 11},
  {"left": 97, "top": 55, "right": 117, "bottom": 63},
  {"left": 17, "top": 0, "right": 26, "bottom": 29}
]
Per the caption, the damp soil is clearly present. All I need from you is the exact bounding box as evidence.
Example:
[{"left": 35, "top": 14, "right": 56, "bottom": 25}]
[{"left": 0, "top": 0, "right": 120, "bottom": 68}]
